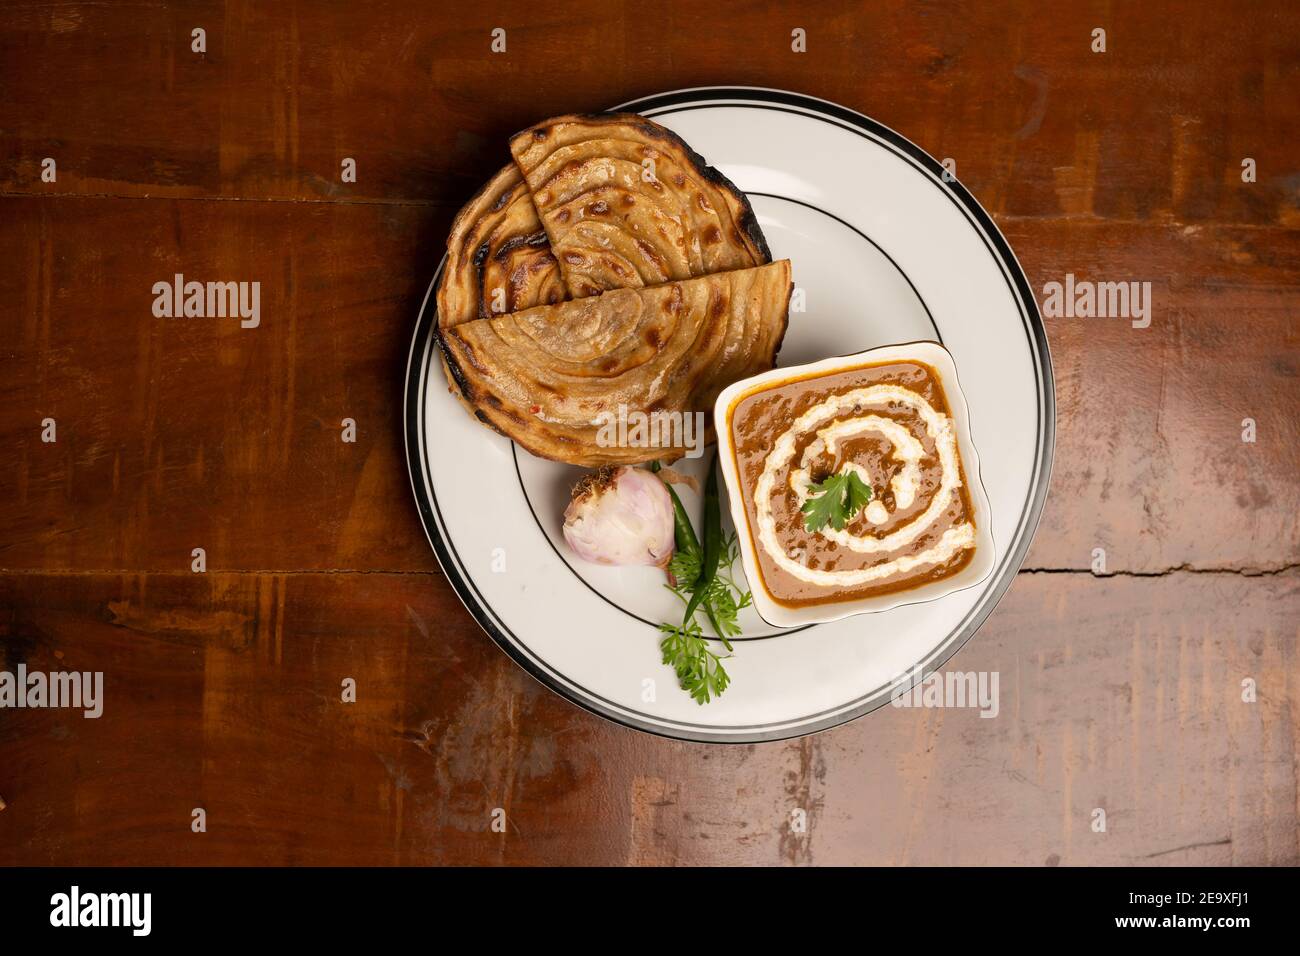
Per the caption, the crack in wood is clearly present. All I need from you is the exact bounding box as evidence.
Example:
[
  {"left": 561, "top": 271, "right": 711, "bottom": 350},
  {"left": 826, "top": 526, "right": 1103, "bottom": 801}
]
[{"left": 1019, "top": 563, "right": 1300, "bottom": 578}]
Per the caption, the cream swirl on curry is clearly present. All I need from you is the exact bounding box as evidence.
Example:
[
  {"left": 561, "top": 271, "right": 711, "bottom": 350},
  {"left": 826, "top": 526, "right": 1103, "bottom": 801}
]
[{"left": 728, "top": 360, "right": 977, "bottom": 607}]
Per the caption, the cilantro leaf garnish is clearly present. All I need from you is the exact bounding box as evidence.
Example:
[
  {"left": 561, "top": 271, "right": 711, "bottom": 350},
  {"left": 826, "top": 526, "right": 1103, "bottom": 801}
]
[
  {"left": 658, "top": 617, "right": 731, "bottom": 704},
  {"left": 653, "top": 459, "right": 751, "bottom": 704},
  {"left": 667, "top": 548, "right": 701, "bottom": 591},
  {"left": 846, "top": 469, "right": 874, "bottom": 516},
  {"left": 801, "top": 470, "right": 875, "bottom": 533}
]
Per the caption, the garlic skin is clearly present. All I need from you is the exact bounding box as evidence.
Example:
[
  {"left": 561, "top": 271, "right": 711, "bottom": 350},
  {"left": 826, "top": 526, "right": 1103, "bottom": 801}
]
[{"left": 562, "top": 466, "right": 675, "bottom": 568}]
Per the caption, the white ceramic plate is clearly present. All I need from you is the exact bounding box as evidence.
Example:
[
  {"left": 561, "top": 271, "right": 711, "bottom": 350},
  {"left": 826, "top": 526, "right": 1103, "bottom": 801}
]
[{"left": 404, "top": 87, "right": 1054, "bottom": 743}]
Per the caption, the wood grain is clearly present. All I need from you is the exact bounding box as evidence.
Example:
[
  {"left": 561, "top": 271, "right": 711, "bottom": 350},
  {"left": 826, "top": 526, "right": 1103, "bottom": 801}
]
[
  {"left": 0, "top": 0, "right": 1297, "bottom": 866},
  {"left": 0, "top": 570, "right": 1294, "bottom": 865},
  {"left": 1, "top": 1, "right": 1296, "bottom": 227}
]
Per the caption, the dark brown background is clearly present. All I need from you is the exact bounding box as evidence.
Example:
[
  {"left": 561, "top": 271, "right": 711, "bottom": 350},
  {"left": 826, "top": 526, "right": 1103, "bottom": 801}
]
[{"left": 1, "top": 1, "right": 1297, "bottom": 865}]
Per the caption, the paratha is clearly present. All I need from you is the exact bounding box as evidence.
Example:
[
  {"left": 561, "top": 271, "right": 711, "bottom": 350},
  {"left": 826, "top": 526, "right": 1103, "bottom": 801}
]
[
  {"left": 436, "top": 260, "right": 792, "bottom": 466},
  {"left": 436, "top": 163, "right": 567, "bottom": 328},
  {"left": 510, "top": 113, "right": 771, "bottom": 298}
]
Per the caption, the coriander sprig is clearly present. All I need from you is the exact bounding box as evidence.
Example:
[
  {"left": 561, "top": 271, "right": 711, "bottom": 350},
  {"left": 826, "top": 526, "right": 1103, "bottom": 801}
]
[
  {"left": 652, "top": 458, "right": 751, "bottom": 704},
  {"left": 671, "top": 532, "right": 751, "bottom": 639},
  {"left": 801, "top": 469, "right": 874, "bottom": 533},
  {"left": 657, "top": 617, "right": 731, "bottom": 704}
]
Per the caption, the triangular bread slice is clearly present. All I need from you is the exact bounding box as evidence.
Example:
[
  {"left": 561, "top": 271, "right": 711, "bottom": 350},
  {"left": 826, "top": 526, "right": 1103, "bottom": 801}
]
[
  {"left": 436, "top": 164, "right": 568, "bottom": 328},
  {"left": 437, "top": 260, "right": 791, "bottom": 466},
  {"left": 510, "top": 113, "right": 770, "bottom": 299}
]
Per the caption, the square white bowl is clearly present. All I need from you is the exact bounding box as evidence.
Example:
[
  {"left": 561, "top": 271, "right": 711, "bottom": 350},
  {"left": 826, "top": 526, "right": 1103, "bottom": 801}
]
[{"left": 714, "top": 340, "right": 996, "bottom": 628}]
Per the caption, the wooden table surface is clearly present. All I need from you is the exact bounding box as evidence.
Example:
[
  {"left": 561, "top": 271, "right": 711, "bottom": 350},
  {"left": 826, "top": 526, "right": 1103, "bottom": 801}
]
[{"left": 1, "top": 1, "right": 1297, "bottom": 866}]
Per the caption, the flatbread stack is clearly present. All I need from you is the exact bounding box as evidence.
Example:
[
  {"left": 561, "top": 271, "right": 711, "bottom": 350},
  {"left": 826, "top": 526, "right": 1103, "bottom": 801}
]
[{"left": 435, "top": 112, "right": 792, "bottom": 465}]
